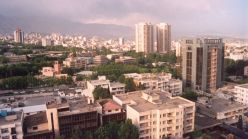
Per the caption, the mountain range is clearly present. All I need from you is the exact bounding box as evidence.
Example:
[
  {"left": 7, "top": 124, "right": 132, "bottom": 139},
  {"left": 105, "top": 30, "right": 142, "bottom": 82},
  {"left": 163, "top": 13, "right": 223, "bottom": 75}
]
[{"left": 0, "top": 15, "right": 134, "bottom": 38}]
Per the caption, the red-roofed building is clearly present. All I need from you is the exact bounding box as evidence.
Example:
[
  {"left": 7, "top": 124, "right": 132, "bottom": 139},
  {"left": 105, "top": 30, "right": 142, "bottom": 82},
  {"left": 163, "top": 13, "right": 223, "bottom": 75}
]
[{"left": 97, "top": 99, "right": 126, "bottom": 125}]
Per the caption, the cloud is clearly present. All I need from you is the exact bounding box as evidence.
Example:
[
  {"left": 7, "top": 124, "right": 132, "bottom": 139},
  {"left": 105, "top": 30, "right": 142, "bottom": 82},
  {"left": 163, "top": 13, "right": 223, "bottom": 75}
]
[{"left": 0, "top": 0, "right": 247, "bottom": 37}]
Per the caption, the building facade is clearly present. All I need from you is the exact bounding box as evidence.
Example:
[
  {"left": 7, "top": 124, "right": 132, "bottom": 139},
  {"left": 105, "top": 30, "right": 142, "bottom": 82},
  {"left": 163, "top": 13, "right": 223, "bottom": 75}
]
[
  {"left": 0, "top": 111, "right": 24, "bottom": 139},
  {"left": 14, "top": 28, "right": 24, "bottom": 44},
  {"left": 124, "top": 73, "right": 182, "bottom": 96},
  {"left": 113, "top": 90, "right": 195, "bottom": 139},
  {"left": 156, "top": 23, "right": 171, "bottom": 53},
  {"left": 135, "top": 22, "right": 154, "bottom": 53},
  {"left": 181, "top": 38, "right": 224, "bottom": 93}
]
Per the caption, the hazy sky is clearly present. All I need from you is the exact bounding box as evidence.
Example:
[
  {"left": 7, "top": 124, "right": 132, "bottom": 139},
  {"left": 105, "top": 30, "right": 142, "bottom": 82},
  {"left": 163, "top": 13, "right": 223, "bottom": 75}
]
[{"left": 0, "top": 0, "right": 247, "bottom": 37}]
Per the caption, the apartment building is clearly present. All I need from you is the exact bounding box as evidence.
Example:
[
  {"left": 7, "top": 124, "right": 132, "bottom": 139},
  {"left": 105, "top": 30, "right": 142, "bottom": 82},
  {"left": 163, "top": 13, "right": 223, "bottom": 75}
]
[
  {"left": 93, "top": 55, "right": 109, "bottom": 65},
  {"left": 63, "top": 57, "right": 86, "bottom": 68},
  {"left": 197, "top": 97, "right": 248, "bottom": 123},
  {"left": 23, "top": 112, "right": 53, "bottom": 139},
  {"left": 46, "top": 98, "right": 99, "bottom": 138},
  {"left": 3, "top": 52, "right": 27, "bottom": 63},
  {"left": 124, "top": 73, "right": 182, "bottom": 96},
  {"left": 96, "top": 99, "right": 126, "bottom": 126},
  {"left": 84, "top": 76, "right": 125, "bottom": 102},
  {"left": 156, "top": 23, "right": 171, "bottom": 53},
  {"left": 235, "top": 84, "right": 248, "bottom": 105},
  {"left": 113, "top": 90, "right": 195, "bottom": 139},
  {"left": 41, "top": 61, "right": 67, "bottom": 78},
  {"left": 0, "top": 111, "right": 24, "bottom": 139},
  {"left": 181, "top": 38, "right": 224, "bottom": 93},
  {"left": 135, "top": 22, "right": 154, "bottom": 53}
]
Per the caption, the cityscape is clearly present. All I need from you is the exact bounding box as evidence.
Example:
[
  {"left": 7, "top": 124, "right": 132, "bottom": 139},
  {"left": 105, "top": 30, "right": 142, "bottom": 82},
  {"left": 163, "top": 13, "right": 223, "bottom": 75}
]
[{"left": 0, "top": 0, "right": 248, "bottom": 139}]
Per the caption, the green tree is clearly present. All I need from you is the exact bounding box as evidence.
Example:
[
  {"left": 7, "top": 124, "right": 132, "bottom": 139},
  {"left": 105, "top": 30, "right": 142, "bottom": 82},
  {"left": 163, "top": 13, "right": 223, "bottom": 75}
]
[
  {"left": 118, "top": 119, "right": 139, "bottom": 139},
  {"left": 181, "top": 88, "right": 198, "bottom": 101},
  {"left": 93, "top": 86, "right": 111, "bottom": 100},
  {"left": 124, "top": 78, "right": 136, "bottom": 92}
]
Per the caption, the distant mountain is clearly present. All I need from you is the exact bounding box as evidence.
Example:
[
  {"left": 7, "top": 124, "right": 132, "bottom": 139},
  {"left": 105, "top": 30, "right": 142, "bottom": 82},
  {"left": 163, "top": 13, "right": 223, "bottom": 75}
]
[{"left": 0, "top": 15, "right": 134, "bottom": 38}]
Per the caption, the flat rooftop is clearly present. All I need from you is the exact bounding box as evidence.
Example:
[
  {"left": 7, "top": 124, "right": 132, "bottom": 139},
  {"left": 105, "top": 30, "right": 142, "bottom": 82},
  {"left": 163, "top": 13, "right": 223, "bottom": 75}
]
[
  {"left": 198, "top": 98, "right": 247, "bottom": 113},
  {"left": 109, "top": 82, "right": 125, "bottom": 88},
  {"left": 236, "top": 83, "right": 248, "bottom": 89},
  {"left": 195, "top": 113, "right": 221, "bottom": 130},
  {"left": 47, "top": 97, "right": 99, "bottom": 116},
  {"left": 89, "top": 79, "right": 110, "bottom": 85},
  {"left": 114, "top": 90, "right": 194, "bottom": 112},
  {"left": 0, "top": 111, "right": 23, "bottom": 125}
]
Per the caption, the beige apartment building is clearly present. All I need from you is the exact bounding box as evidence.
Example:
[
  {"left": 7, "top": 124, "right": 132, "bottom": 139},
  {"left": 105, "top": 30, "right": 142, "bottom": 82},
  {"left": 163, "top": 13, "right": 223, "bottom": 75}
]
[
  {"left": 135, "top": 22, "right": 154, "bottom": 53},
  {"left": 93, "top": 55, "right": 109, "bottom": 65},
  {"left": 156, "top": 23, "right": 171, "bottom": 53},
  {"left": 0, "top": 111, "right": 24, "bottom": 139},
  {"left": 181, "top": 38, "right": 224, "bottom": 93},
  {"left": 124, "top": 73, "right": 182, "bottom": 96},
  {"left": 113, "top": 90, "right": 195, "bottom": 139}
]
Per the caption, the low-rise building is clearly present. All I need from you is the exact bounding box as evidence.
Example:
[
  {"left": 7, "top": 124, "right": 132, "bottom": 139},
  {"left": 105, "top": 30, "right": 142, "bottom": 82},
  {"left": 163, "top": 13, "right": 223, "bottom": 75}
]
[
  {"left": 113, "top": 90, "right": 195, "bottom": 139},
  {"left": 4, "top": 52, "right": 27, "bottom": 63},
  {"left": 197, "top": 97, "right": 248, "bottom": 123},
  {"left": 96, "top": 99, "right": 126, "bottom": 126},
  {"left": 63, "top": 57, "right": 86, "bottom": 68},
  {"left": 124, "top": 73, "right": 182, "bottom": 96},
  {"left": 84, "top": 76, "right": 125, "bottom": 102},
  {"left": 115, "top": 56, "right": 136, "bottom": 64},
  {"left": 235, "top": 84, "right": 248, "bottom": 105},
  {"left": 23, "top": 112, "right": 53, "bottom": 139},
  {"left": 0, "top": 111, "right": 24, "bottom": 139},
  {"left": 41, "top": 61, "right": 67, "bottom": 78},
  {"left": 244, "top": 66, "right": 248, "bottom": 76},
  {"left": 109, "top": 82, "right": 125, "bottom": 95},
  {"left": 93, "top": 55, "right": 108, "bottom": 65}
]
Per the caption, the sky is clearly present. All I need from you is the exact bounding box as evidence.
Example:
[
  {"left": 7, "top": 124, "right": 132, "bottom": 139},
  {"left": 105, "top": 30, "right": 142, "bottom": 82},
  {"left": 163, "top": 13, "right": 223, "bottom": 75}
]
[{"left": 0, "top": 0, "right": 247, "bottom": 38}]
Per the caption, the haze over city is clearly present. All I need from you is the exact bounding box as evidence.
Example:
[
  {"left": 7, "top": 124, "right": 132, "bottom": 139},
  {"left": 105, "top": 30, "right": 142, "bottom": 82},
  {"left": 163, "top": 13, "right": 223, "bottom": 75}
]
[
  {"left": 0, "top": 0, "right": 247, "bottom": 38},
  {"left": 1, "top": 1, "right": 248, "bottom": 139}
]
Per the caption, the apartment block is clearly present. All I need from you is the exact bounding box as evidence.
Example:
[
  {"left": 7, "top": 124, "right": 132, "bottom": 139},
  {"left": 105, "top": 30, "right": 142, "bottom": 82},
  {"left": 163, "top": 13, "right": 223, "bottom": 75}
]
[
  {"left": 0, "top": 111, "right": 24, "bottom": 139},
  {"left": 96, "top": 99, "right": 126, "bottom": 126},
  {"left": 93, "top": 55, "right": 109, "bottom": 65},
  {"left": 46, "top": 98, "right": 99, "bottom": 138},
  {"left": 235, "top": 84, "right": 248, "bottom": 105},
  {"left": 156, "top": 23, "right": 171, "bottom": 53},
  {"left": 63, "top": 57, "right": 86, "bottom": 68},
  {"left": 135, "top": 22, "right": 154, "bottom": 53},
  {"left": 197, "top": 97, "right": 248, "bottom": 123},
  {"left": 181, "top": 38, "right": 224, "bottom": 93},
  {"left": 124, "top": 73, "right": 182, "bottom": 96},
  {"left": 84, "top": 76, "right": 125, "bottom": 102},
  {"left": 113, "top": 90, "right": 195, "bottom": 139}
]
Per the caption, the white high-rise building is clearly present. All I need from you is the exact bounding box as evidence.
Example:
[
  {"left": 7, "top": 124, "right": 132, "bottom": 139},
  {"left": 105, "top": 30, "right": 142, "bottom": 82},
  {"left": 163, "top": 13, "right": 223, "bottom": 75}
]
[
  {"left": 41, "top": 38, "right": 53, "bottom": 46},
  {"left": 156, "top": 23, "right": 171, "bottom": 53},
  {"left": 135, "top": 22, "right": 154, "bottom": 53},
  {"left": 119, "top": 37, "right": 124, "bottom": 45},
  {"left": 14, "top": 28, "right": 24, "bottom": 44}
]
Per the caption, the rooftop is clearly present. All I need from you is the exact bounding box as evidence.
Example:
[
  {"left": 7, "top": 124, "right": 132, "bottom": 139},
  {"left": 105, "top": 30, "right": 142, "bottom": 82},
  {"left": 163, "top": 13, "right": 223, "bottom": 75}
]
[
  {"left": 24, "top": 112, "right": 47, "bottom": 127},
  {"left": 97, "top": 99, "right": 122, "bottom": 111},
  {"left": 198, "top": 97, "right": 247, "bottom": 113},
  {"left": 195, "top": 113, "right": 221, "bottom": 130},
  {"left": 235, "top": 83, "right": 248, "bottom": 89},
  {"left": 109, "top": 82, "right": 125, "bottom": 88},
  {"left": 114, "top": 90, "right": 194, "bottom": 112},
  {"left": 0, "top": 111, "right": 23, "bottom": 125},
  {"left": 89, "top": 79, "right": 110, "bottom": 86},
  {"left": 46, "top": 97, "right": 99, "bottom": 116}
]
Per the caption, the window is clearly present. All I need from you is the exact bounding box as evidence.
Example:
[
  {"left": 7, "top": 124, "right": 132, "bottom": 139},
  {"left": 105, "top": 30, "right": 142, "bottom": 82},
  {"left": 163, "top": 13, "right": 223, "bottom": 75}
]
[
  {"left": 32, "top": 126, "right": 38, "bottom": 130},
  {"left": 1, "top": 128, "right": 9, "bottom": 134},
  {"left": 2, "top": 136, "right": 10, "bottom": 139}
]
